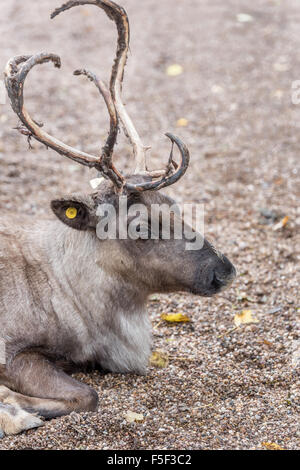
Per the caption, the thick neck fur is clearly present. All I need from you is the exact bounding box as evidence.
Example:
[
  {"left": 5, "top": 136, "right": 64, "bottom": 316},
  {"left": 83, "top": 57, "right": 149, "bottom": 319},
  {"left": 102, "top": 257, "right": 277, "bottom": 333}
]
[
  {"left": 44, "top": 222, "right": 152, "bottom": 374},
  {"left": 1, "top": 218, "right": 152, "bottom": 374}
]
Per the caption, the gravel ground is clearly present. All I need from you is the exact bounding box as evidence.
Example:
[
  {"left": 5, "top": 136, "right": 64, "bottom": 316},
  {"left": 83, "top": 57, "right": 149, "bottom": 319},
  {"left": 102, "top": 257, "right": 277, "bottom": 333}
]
[{"left": 0, "top": 0, "right": 299, "bottom": 450}]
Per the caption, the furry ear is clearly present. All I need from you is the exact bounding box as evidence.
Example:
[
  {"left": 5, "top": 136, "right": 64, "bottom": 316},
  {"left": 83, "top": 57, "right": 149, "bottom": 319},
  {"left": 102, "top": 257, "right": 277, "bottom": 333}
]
[{"left": 51, "top": 196, "right": 95, "bottom": 231}]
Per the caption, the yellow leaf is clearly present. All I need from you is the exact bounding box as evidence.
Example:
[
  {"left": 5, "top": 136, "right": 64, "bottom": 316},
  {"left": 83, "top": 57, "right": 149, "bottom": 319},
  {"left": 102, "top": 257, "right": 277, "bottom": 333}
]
[
  {"left": 234, "top": 309, "right": 259, "bottom": 327},
  {"left": 273, "top": 215, "right": 289, "bottom": 231},
  {"left": 161, "top": 313, "right": 191, "bottom": 323},
  {"left": 150, "top": 350, "right": 169, "bottom": 368},
  {"left": 176, "top": 118, "right": 188, "bottom": 127},
  {"left": 124, "top": 411, "right": 144, "bottom": 423},
  {"left": 262, "top": 442, "right": 285, "bottom": 450},
  {"left": 166, "top": 64, "right": 183, "bottom": 77},
  {"left": 281, "top": 215, "right": 289, "bottom": 227}
]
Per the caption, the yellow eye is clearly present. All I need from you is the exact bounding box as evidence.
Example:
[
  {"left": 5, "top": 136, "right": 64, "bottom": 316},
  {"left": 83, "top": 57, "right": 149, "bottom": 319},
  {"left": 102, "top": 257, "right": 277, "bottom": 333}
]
[{"left": 65, "top": 207, "right": 77, "bottom": 219}]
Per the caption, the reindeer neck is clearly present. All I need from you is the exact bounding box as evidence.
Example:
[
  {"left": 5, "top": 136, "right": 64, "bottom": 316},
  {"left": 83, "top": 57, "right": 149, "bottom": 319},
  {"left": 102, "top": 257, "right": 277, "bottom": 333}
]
[{"left": 44, "top": 221, "right": 148, "bottom": 317}]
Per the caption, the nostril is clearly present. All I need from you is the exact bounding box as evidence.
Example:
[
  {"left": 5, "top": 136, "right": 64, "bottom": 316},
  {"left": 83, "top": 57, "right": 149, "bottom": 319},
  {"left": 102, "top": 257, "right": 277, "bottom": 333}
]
[
  {"left": 221, "top": 256, "right": 236, "bottom": 278},
  {"left": 211, "top": 264, "right": 236, "bottom": 290},
  {"left": 211, "top": 272, "right": 225, "bottom": 290}
]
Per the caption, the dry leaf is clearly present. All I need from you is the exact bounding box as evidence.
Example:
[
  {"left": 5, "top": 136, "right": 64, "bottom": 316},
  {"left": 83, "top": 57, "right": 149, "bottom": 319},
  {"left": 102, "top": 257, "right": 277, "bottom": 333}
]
[
  {"left": 273, "top": 215, "right": 289, "bottom": 231},
  {"left": 273, "top": 90, "right": 283, "bottom": 99},
  {"left": 124, "top": 411, "right": 144, "bottom": 423},
  {"left": 274, "top": 177, "right": 284, "bottom": 185},
  {"left": 176, "top": 118, "right": 188, "bottom": 127},
  {"left": 262, "top": 442, "right": 285, "bottom": 450},
  {"left": 166, "top": 64, "right": 183, "bottom": 76},
  {"left": 273, "top": 62, "right": 290, "bottom": 72},
  {"left": 281, "top": 215, "right": 289, "bottom": 227},
  {"left": 237, "top": 292, "right": 255, "bottom": 303},
  {"left": 236, "top": 13, "right": 254, "bottom": 23},
  {"left": 262, "top": 339, "right": 273, "bottom": 347},
  {"left": 234, "top": 309, "right": 259, "bottom": 327},
  {"left": 211, "top": 85, "right": 224, "bottom": 94},
  {"left": 161, "top": 313, "right": 191, "bottom": 323},
  {"left": 150, "top": 350, "right": 169, "bottom": 368}
]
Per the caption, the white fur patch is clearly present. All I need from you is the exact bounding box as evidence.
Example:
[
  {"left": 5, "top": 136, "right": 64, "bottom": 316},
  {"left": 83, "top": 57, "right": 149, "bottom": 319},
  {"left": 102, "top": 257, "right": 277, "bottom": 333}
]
[
  {"left": 0, "top": 402, "right": 43, "bottom": 436},
  {"left": 90, "top": 177, "right": 104, "bottom": 189},
  {"left": 104, "top": 312, "right": 151, "bottom": 374}
]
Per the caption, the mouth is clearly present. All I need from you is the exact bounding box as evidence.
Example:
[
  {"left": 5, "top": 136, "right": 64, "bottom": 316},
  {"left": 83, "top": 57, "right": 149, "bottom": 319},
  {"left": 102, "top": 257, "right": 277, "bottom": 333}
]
[
  {"left": 190, "top": 272, "right": 236, "bottom": 297},
  {"left": 189, "top": 285, "right": 220, "bottom": 297}
]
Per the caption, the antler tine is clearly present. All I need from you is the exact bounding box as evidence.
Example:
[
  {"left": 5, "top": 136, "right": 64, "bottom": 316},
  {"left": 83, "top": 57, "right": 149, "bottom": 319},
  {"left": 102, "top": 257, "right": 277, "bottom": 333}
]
[
  {"left": 4, "top": 53, "right": 101, "bottom": 168},
  {"left": 74, "top": 69, "right": 118, "bottom": 161},
  {"left": 125, "top": 133, "right": 190, "bottom": 192},
  {"left": 73, "top": 68, "right": 124, "bottom": 188},
  {"left": 52, "top": 0, "right": 150, "bottom": 175}
]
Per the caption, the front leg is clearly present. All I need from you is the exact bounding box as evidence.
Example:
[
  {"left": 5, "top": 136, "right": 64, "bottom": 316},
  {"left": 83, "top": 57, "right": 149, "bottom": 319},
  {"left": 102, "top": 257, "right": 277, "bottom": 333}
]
[{"left": 0, "top": 351, "right": 98, "bottom": 436}]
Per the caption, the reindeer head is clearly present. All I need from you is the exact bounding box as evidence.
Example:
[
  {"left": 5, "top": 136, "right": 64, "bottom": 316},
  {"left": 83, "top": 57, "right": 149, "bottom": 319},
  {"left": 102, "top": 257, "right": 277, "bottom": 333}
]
[{"left": 4, "top": 0, "right": 236, "bottom": 297}]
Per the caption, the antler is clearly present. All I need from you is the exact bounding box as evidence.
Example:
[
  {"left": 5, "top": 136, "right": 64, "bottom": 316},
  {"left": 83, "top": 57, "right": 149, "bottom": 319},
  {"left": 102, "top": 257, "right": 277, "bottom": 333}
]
[{"left": 4, "top": 0, "right": 190, "bottom": 192}]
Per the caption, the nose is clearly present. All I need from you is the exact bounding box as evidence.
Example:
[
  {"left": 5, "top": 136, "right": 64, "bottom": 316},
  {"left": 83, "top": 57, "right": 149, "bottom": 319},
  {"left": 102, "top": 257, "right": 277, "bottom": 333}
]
[{"left": 211, "top": 255, "right": 236, "bottom": 291}]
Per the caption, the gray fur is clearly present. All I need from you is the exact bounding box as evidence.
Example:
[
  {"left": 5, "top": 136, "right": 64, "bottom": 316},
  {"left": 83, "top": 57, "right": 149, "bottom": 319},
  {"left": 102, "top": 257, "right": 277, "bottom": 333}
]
[{"left": 0, "top": 180, "right": 236, "bottom": 435}]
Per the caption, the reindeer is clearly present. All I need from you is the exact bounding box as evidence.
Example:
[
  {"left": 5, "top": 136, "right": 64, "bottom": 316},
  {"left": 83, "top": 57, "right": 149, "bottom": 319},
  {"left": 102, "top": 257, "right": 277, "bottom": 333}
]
[{"left": 0, "top": 0, "right": 236, "bottom": 437}]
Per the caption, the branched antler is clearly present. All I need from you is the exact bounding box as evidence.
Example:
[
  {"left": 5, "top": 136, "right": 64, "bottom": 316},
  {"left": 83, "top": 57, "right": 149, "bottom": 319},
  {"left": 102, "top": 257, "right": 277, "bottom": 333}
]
[
  {"left": 4, "top": 0, "right": 190, "bottom": 192},
  {"left": 4, "top": 53, "right": 101, "bottom": 168}
]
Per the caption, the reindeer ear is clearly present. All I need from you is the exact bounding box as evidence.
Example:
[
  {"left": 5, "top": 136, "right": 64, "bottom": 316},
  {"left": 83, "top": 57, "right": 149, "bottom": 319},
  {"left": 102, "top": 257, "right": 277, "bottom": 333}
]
[{"left": 51, "top": 198, "right": 94, "bottom": 231}]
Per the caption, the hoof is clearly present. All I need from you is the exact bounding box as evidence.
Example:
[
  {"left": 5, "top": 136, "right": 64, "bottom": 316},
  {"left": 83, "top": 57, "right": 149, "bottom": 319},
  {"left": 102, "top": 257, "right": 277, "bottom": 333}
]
[
  {"left": 21, "top": 412, "right": 44, "bottom": 432},
  {"left": 0, "top": 404, "right": 44, "bottom": 436}
]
